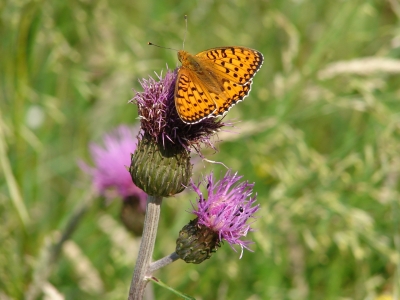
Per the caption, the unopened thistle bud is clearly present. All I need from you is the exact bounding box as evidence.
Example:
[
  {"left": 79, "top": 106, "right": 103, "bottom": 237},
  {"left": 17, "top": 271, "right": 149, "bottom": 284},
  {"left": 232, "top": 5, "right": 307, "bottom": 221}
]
[
  {"left": 176, "top": 218, "right": 220, "bottom": 264},
  {"left": 130, "top": 134, "right": 192, "bottom": 197}
]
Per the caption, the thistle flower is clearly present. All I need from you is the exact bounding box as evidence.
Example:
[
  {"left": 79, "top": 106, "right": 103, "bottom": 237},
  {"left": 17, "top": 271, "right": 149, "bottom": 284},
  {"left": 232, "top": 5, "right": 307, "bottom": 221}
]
[
  {"left": 130, "top": 69, "right": 226, "bottom": 151},
  {"left": 80, "top": 125, "right": 147, "bottom": 209},
  {"left": 176, "top": 171, "right": 259, "bottom": 263},
  {"left": 129, "top": 69, "right": 229, "bottom": 197}
]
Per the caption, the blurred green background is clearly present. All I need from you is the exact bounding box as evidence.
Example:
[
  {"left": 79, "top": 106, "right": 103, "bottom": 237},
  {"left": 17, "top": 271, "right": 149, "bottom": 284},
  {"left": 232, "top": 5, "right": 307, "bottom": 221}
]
[{"left": 1, "top": 0, "right": 400, "bottom": 299}]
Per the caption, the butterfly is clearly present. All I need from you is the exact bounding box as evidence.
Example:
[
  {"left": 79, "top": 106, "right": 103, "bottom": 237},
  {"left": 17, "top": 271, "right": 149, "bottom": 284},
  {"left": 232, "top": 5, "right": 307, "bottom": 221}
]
[{"left": 175, "top": 46, "right": 263, "bottom": 124}]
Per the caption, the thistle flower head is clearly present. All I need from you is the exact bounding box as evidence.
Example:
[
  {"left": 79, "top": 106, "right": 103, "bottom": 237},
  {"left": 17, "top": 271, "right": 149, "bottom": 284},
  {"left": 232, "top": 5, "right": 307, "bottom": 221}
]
[
  {"left": 130, "top": 69, "right": 228, "bottom": 152},
  {"left": 80, "top": 125, "right": 146, "bottom": 207},
  {"left": 191, "top": 170, "right": 259, "bottom": 258}
]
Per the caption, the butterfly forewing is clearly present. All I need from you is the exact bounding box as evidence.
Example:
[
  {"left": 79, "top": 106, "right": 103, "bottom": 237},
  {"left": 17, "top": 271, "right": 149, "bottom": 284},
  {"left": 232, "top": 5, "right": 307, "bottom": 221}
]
[
  {"left": 175, "top": 68, "right": 217, "bottom": 123},
  {"left": 196, "top": 47, "right": 264, "bottom": 85}
]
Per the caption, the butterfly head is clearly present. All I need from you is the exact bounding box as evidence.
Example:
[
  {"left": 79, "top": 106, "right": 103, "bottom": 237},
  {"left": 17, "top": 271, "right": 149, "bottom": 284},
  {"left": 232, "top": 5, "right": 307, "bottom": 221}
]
[
  {"left": 178, "top": 50, "right": 201, "bottom": 71},
  {"left": 177, "top": 50, "right": 188, "bottom": 64}
]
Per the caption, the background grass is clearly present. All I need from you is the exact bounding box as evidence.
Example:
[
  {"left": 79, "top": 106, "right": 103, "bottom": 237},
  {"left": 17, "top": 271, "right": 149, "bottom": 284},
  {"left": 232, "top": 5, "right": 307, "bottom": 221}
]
[{"left": 1, "top": 0, "right": 400, "bottom": 299}]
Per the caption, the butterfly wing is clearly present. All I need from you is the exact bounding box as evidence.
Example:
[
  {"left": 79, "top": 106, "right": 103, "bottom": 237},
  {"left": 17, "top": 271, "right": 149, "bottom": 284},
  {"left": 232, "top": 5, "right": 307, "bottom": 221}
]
[
  {"left": 212, "top": 79, "right": 252, "bottom": 116},
  {"left": 175, "top": 68, "right": 218, "bottom": 123},
  {"left": 195, "top": 46, "right": 263, "bottom": 85},
  {"left": 195, "top": 47, "right": 263, "bottom": 116}
]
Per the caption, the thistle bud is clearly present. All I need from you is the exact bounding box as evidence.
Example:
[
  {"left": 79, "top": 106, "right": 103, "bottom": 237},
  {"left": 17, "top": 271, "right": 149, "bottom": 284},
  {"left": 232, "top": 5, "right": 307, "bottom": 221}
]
[
  {"left": 176, "top": 218, "right": 220, "bottom": 264},
  {"left": 130, "top": 134, "right": 192, "bottom": 197}
]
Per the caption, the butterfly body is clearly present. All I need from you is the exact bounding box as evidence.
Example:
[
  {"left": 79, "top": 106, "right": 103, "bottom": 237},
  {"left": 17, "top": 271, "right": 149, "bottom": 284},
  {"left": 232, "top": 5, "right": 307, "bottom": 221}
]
[{"left": 175, "top": 47, "right": 263, "bottom": 124}]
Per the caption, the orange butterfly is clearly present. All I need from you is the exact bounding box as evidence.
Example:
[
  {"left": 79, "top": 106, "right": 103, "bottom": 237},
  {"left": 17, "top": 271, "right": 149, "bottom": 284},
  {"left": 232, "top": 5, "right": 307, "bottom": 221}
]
[{"left": 175, "top": 47, "right": 263, "bottom": 124}]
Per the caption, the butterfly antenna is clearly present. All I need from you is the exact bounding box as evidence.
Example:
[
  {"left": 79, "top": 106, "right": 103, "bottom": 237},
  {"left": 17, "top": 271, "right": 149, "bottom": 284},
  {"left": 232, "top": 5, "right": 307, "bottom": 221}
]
[
  {"left": 182, "top": 15, "right": 188, "bottom": 50},
  {"left": 147, "top": 42, "right": 178, "bottom": 52}
]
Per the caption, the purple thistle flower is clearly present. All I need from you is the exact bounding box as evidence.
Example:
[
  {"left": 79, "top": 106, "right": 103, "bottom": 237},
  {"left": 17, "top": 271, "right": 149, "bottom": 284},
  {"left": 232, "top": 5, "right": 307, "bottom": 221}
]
[
  {"left": 191, "top": 171, "right": 260, "bottom": 258},
  {"left": 130, "top": 69, "right": 228, "bottom": 152},
  {"left": 80, "top": 125, "right": 147, "bottom": 208}
]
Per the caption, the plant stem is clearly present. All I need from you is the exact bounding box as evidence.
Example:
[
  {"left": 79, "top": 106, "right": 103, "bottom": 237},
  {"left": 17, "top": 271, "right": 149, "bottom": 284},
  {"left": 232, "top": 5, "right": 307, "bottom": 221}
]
[
  {"left": 149, "top": 252, "right": 179, "bottom": 273},
  {"left": 128, "top": 195, "right": 163, "bottom": 300}
]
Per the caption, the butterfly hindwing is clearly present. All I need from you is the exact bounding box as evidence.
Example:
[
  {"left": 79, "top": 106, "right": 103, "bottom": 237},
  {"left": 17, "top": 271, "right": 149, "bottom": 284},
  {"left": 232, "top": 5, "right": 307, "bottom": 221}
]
[
  {"left": 175, "top": 68, "right": 217, "bottom": 123},
  {"left": 212, "top": 79, "right": 252, "bottom": 117}
]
